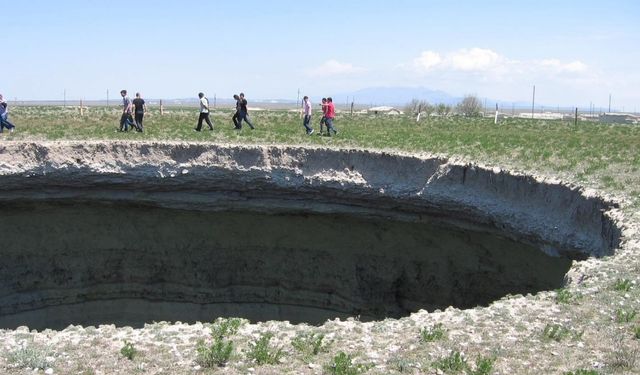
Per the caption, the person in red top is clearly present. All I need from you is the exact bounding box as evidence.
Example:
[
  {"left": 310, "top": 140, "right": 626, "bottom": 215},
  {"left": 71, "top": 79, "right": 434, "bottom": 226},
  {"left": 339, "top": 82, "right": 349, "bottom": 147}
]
[
  {"left": 319, "top": 97, "right": 327, "bottom": 135},
  {"left": 325, "top": 97, "right": 338, "bottom": 136}
]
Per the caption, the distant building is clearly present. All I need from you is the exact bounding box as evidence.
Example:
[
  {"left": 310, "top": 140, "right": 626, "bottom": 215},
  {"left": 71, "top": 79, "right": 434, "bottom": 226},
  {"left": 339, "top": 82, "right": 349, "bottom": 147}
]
[
  {"left": 516, "top": 112, "right": 564, "bottom": 120},
  {"left": 367, "top": 106, "right": 403, "bottom": 115},
  {"left": 599, "top": 113, "right": 640, "bottom": 124}
]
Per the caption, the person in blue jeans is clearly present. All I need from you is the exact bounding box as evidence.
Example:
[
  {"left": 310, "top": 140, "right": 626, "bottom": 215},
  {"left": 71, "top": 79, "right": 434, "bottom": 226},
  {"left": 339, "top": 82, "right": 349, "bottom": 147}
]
[
  {"left": 237, "top": 93, "right": 255, "bottom": 130},
  {"left": 0, "top": 94, "right": 16, "bottom": 133},
  {"left": 302, "top": 96, "right": 314, "bottom": 135},
  {"left": 118, "top": 90, "right": 140, "bottom": 132}
]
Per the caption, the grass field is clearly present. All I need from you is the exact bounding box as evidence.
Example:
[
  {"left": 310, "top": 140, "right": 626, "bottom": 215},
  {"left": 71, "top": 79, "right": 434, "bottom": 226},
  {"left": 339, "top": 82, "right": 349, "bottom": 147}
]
[{"left": 4, "top": 105, "right": 640, "bottom": 208}]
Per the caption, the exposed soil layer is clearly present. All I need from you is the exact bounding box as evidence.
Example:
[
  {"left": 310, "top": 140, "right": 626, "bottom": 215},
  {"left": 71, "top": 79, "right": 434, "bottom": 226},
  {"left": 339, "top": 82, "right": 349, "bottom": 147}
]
[{"left": 0, "top": 142, "right": 621, "bottom": 330}]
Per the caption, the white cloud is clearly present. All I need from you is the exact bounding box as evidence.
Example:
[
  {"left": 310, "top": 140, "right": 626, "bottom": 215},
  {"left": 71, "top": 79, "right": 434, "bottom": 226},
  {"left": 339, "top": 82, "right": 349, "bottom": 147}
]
[
  {"left": 539, "top": 59, "right": 588, "bottom": 73},
  {"left": 412, "top": 51, "right": 443, "bottom": 71},
  {"left": 449, "top": 48, "right": 502, "bottom": 71},
  {"left": 306, "top": 60, "right": 366, "bottom": 77},
  {"left": 406, "top": 48, "right": 589, "bottom": 77}
]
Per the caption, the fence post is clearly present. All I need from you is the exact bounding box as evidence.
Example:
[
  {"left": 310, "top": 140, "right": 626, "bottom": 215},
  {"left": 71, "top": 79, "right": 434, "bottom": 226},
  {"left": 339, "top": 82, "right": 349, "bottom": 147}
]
[
  {"left": 80, "top": 99, "right": 84, "bottom": 117},
  {"left": 160, "top": 99, "right": 164, "bottom": 116},
  {"left": 494, "top": 103, "right": 499, "bottom": 124},
  {"left": 574, "top": 107, "right": 578, "bottom": 126}
]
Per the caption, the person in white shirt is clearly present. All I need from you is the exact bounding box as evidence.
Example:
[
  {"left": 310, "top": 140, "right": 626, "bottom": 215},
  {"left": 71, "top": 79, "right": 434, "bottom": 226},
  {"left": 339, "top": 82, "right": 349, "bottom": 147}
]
[
  {"left": 119, "top": 90, "right": 140, "bottom": 132},
  {"left": 302, "top": 96, "right": 314, "bottom": 135},
  {"left": 195, "top": 92, "right": 214, "bottom": 131}
]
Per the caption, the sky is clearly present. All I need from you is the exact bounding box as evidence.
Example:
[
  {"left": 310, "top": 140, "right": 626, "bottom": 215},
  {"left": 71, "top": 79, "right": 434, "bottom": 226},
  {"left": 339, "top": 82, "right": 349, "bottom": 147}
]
[{"left": 3, "top": 0, "right": 639, "bottom": 110}]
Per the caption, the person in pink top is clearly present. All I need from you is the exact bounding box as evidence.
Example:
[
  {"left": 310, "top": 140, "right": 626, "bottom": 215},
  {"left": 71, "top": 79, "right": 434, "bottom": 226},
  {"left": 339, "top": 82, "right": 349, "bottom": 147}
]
[
  {"left": 325, "top": 97, "right": 338, "bottom": 136},
  {"left": 302, "top": 96, "right": 314, "bottom": 135}
]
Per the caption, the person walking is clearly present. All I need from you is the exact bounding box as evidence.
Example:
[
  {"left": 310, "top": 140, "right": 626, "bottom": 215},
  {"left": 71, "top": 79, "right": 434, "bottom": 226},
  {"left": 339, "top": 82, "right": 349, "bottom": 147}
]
[
  {"left": 319, "top": 97, "right": 327, "bottom": 135},
  {"left": 119, "top": 90, "right": 140, "bottom": 132},
  {"left": 302, "top": 96, "right": 314, "bottom": 135},
  {"left": 0, "top": 94, "right": 16, "bottom": 133},
  {"left": 194, "top": 92, "right": 214, "bottom": 131},
  {"left": 237, "top": 93, "right": 255, "bottom": 130},
  {"left": 325, "top": 97, "right": 338, "bottom": 136},
  {"left": 232, "top": 94, "right": 241, "bottom": 129},
  {"left": 132, "top": 92, "right": 147, "bottom": 132}
]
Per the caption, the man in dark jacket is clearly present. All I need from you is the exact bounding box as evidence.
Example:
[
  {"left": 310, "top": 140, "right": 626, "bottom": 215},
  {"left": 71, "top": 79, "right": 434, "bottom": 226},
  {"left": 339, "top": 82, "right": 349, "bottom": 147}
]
[{"left": 236, "top": 93, "right": 255, "bottom": 130}]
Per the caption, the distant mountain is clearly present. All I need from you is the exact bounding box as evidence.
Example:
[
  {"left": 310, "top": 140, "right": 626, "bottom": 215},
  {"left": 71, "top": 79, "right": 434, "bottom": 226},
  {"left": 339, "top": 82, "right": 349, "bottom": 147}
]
[{"left": 332, "top": 87, "right": 460, "bottom": 107}]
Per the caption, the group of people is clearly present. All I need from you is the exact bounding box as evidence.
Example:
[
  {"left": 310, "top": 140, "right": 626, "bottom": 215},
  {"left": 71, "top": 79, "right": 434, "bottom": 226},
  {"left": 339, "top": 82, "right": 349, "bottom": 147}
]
[
  {"left": 0, "top": 94, "right": 16, "bottom": 133},
  {"left": 302, "top": 96, "right": 338, "bottom": 136},
  {"left": 1, "top": 89, "right": 339, "bottom": 137},
  {"left": 193, "top": 92, "right": 256, "bottom": 132},
  {"left": 119, "top": 90, "right": 147, "bottom": 132}
]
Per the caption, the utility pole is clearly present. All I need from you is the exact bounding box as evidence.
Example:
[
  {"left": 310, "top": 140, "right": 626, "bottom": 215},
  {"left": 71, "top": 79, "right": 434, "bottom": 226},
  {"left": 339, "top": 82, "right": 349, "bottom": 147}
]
[
  {"left": 214, "top": 94, "right": 217, "bottom": 109},
  {"left": 296, "top": 89, "right": 300, "bottom": 108},
  {"left": 608, "top": 94, "right": 612, "bottom": 113},
  {"left": 106, "top": 89, "right": 109, "bottom": 107},
  {"left": 64, "top": 89, "right": 67, "bottom": 108},
  {"left": 531, "top": 85, "right": 536, "bottom": 119}
]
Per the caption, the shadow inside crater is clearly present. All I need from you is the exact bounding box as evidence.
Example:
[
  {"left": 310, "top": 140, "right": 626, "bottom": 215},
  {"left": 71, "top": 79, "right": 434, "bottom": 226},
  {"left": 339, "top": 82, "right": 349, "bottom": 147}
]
[{"left": 0, "top": 202, "right": 573, "bottom": 330}]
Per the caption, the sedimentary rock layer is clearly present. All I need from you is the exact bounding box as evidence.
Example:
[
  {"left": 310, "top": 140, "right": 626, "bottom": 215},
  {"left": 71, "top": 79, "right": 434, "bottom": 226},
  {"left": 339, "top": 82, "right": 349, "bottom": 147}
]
[{"left": 0, "top": 142, "right": 621, "bottom": 329}]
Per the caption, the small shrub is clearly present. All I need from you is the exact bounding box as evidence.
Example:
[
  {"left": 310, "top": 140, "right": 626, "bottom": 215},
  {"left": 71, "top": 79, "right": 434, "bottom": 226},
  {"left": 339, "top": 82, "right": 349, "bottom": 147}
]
[
  {"left": 615, "top": 308, "right": 638, "bottom": 323},
  {"left": 196, "top": 338, "right": 233, "bottom": 368},
  {"left": 292, "top": 332, "right": 330, "bottom": 360},
  {"left": 633, "top": 326, "right": 640, "bottom": 339},
  {"left": 542, "top": 324, "right": 583, "bottom": 342},
  {"left": 420, "top": 323, "right": 447, "bottom": 343},
  {"left": 324, "top": 352, "right": 372, "bottom": 375},
  {"left": 608, "top": 338, "right": 638, "bottom": 370},
  {"left": 613, "top": 279, "right": 633, "bottom": 292},
  {"left": 120, "top": 341, "right": 137, "bottom": 360},
  {"left": 210, "top": 317, "right": 244, "bottom": 339},
  {"left": 563, "top": 370, "right": 600, "bottom": 375},
  {"left": 388, "top": 357, "right": 413, "bottom": 373},
  {"left": 432, "top": 351, "right": 468, "bottom": 373},
  {"left": 196, "top": 317, "right": 243, "bottom": 368},
  {"left": 245, "top": 332, "right": 283, "bottom": 366},
  {"left": 469, "top": 355, "right": 495, "bottom": 375},
  {"left": 6, "top": 344, "right": 53, "bottom": 370},
  {"left": 555, "top": 288, "right": 581, "bottom": 304}
]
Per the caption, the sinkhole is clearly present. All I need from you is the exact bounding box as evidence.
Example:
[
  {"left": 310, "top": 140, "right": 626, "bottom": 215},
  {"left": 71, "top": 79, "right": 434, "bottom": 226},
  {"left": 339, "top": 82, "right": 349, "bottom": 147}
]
[{"left": 0, "top": 142, "right": 621, "bottom": 330}]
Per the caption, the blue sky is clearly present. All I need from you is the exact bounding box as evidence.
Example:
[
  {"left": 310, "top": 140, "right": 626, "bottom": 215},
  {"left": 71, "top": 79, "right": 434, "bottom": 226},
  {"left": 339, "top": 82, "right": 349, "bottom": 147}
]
[{"left": 3, "top": 0, "right": 639, "bottom": 109}]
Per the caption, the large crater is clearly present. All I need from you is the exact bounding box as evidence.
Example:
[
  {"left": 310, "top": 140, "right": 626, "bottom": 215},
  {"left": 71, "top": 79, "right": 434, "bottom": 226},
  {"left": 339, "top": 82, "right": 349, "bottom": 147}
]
[{"left": 0, "top": 142, "right": 620, "bottom": 330}]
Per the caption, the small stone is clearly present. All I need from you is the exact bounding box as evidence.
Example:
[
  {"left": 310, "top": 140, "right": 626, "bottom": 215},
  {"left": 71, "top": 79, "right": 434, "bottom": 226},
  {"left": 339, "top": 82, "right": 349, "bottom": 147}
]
[
  {"left": 45, "top": 369, "right": 54, "bottom": 375},
  {"left": 193, "top": 365, "right": 201, "bottom": 371}
]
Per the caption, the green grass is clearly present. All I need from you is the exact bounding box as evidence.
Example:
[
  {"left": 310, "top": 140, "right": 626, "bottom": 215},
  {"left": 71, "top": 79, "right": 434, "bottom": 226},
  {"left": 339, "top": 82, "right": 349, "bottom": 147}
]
[
  {"left": 542, "top": 324, "right": 583, "bottom": 342},
  {"left": 8, "top": 106, "right": 640, "bottom": 207},
  {"left": 120, "top": 341, "right": 137, "bottom": 360},
  {"left": 244, "top": 332, "right": 283, "bottom": 366},
  {"left": 420, "top": 323, "right": 447, "bottom": 343},
  {"left": 324, "top": 352, "right": 372, "bottom": 375},
  {"left": 432, "top": 351, "right": 467, "bottom": 373},
  {"left": 613, "top": 279, "right": 633, "bottom": 292},
  {"left": 6, "top": 344, "right": 53, "bottom": 370}
]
